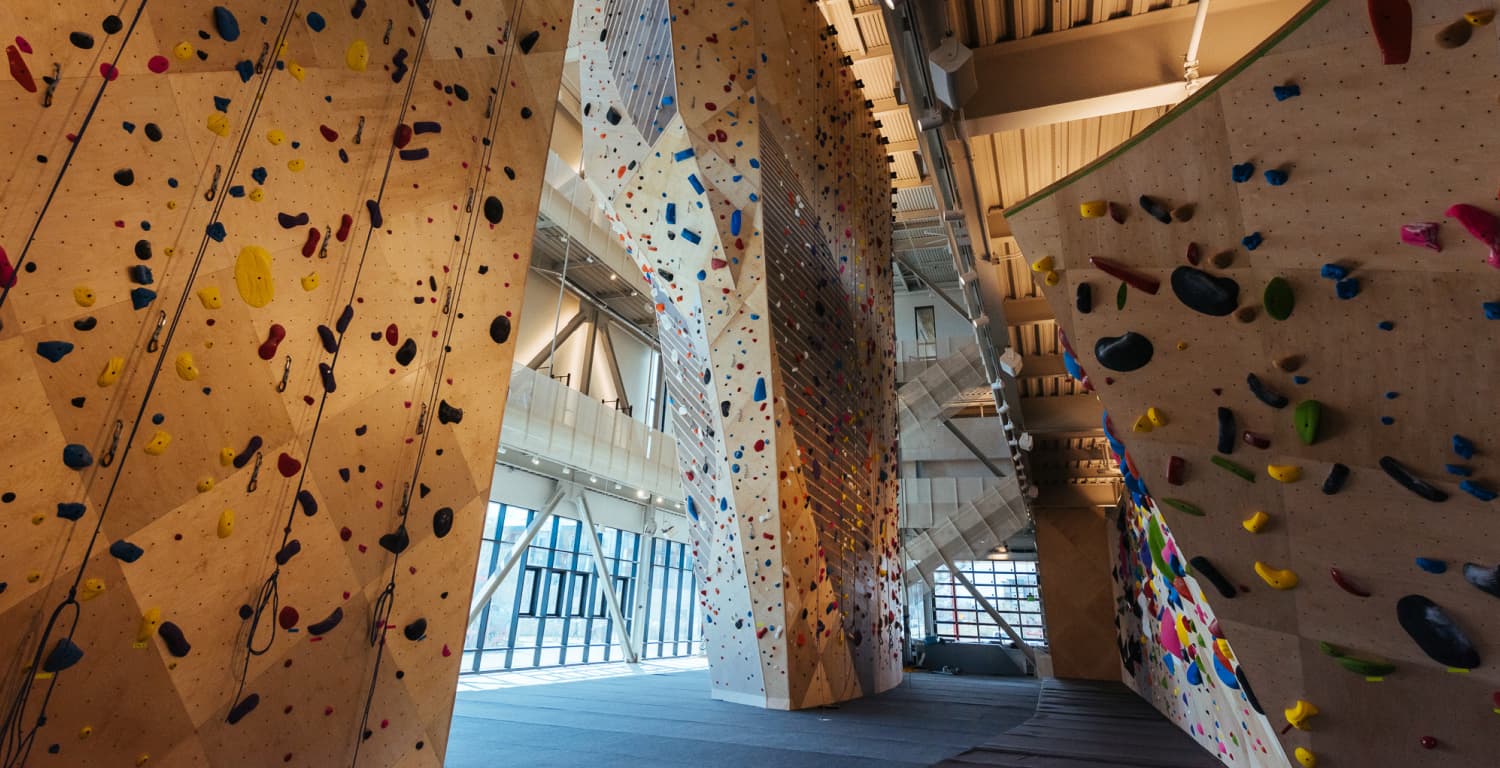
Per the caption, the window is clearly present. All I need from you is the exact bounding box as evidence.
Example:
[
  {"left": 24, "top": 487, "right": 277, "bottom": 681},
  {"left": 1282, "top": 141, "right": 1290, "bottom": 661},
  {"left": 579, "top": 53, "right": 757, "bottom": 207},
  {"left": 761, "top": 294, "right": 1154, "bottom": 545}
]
[
  {"left": 914, "top": 305, "right": 937, "bottom": 360},
  {"left": 932, "top": 560, "right": 1047, "bottom": 644}
]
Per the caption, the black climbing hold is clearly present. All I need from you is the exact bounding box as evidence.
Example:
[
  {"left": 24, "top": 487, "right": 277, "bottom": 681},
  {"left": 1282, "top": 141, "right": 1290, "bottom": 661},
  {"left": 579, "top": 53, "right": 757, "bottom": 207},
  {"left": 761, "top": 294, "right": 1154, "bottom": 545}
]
[
  {"left": 158, "top": 621, "right": 192, "bottom": 657},
  {"left": 482, "top": 196, "right": 503, "bottom": 225},
  {"left": 233, "top": 435, "right": 263, "bottom": 469},
  {"left": 1462, "top": 563, "right": 1500, "bottom": 598},
  {"left": 226, "top": 693, "right": 259, "bottom": 725},
  {"left": 277, "top": 212, "right": 309, "bottom": 229},
  {"left": 108, "top": 540, "right": 144, "bottom": 563},
  {"left": 134, "top": 239, "right": 152, "bottom": 260},
  {"left": 336, "top": 305, "right": 354, "bottom": 334},
  {"left": 1093, "top": 332, "right": 1153, "bottom": 372},
  {"left": 519, "top": 30, "right": 540, "bottom": 53},
  {"left": 1321, "top": 463, "right": 1349, "bottom": 495},
  {"left": 1188, "top": 556, "right": 1236, "bottom": 599},
  {"left": 102, "top": 15, "right": 123, "bottom": 34},
  {"left": 403, "top": 618, "right": 428, "bottom": 641},
  {"left": 489, "top": 315, "right": 511, "bottom": 344},
  {"left": 433, "top": 507, "right": 454, "bottom": 538},
  {"left": 144, "top": 123, "right": 163, "bottom": 142},
  {"left": 366, "top": 199, "right": 383, "bottom": 228},
  {"left": 1246, "top": 373, "right": 1288, "bottom": 409},
  {"left": 437, "top": 400, "right": 462, "bottom": 424},
  {"left": 317, "top": 325, "right": 338, "bottom": 353},
  {"left": 274, "top": 540, "right": 301, "bottom": 565},
  {"left": 1236, "top": 667, "right": 1263, "bottom": 714},
  {"left": 319, "top": 362, "right": 336, "bottom": 393},
  {"left": 1170, "top": 267, "right": 1239, "bottom": 316},
  {"left": 57, "top": 503, "right": 85, "bottom": 521},
  {"left": 395, "top": 338, "right": 417, "bottom": 366},
  {"left": 238, "top": 604, "right": 254, "bottom": 620},
  {"left": 73, "top": 317, "right": 97, "bottom": 332},
  {"left": 69, "top": 32, "right": 95, "bottom": 50},
  {"left": 1076, "top": 283, "right": 1091, "bottom": 314},
  {"left": 1216, "top": 408, "right": 1235, "bottom": 454},
  {"left": 519, "top": 106, "right": 532, "bottom": 119},
  {"left": 1396, "top": 594, "right": 1479, "bottom": 669},
  {"left": 1379, "top": 456, "right": 1448, "bottom": 502},
  {"left": 308, "top": 607, "right": 344, "bottom": 636},
  {"left": 42, "top": 639, "right": 84, "bottom": 673},
  {"left": 1138, "top": 195, "right": 1172, "bottom": 224},
  {"left": 113, "top": 169, "right": 135, "bottom": 186},
  {"left": 296, "top": 490, "right": 317, "bottom": 516},
  {"left": 378, "top": 525, "right": 409, "bottom": 554},
  {"left": 721, "top": 400, "right": 731, "bottom": 417},
  {"left": 62, "top": 444, "right": 93, "bottom": 470},
  {"left": 606, "top": 107, "right": 622, "bottom": 125}
]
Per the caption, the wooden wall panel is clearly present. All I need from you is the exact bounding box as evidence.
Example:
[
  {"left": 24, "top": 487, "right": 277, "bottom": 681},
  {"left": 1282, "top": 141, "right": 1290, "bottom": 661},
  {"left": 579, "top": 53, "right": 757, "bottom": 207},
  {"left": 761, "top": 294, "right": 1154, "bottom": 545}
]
[
  {"left": 0, "top": 2, "right": 570, "bottom": 765},
  {"left": 1035, "top": 507, "right": 1119, "bottom": 681},
  {"left": 1009, "top": 1, "right": 1500, "bottom": 765}
]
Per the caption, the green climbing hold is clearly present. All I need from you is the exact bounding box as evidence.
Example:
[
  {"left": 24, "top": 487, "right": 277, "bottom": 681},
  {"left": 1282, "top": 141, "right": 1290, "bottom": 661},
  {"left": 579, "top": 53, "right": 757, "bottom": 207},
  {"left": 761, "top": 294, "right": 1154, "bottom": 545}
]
[
  {"left": 1294, "top": 400, "right": 1322, "bottom": 445},
  {"left": 1147, "top": 518, "right": 1172, "bottom": 576},
  {"left": 1161, "top": 498, "right": 1205, "bottom": 516},
  {"left": 1318, "top": 641, "right": 1397, "bottom": 676},
  {"left": 1263, "top": 276, "right": 1294, "bottom": 320},
  {"left": 1211, "top": 455, "right": 1256, "bottom": 482},
  {"left": 1116, "top": 282, "right": 1128, "bottom": 310}
]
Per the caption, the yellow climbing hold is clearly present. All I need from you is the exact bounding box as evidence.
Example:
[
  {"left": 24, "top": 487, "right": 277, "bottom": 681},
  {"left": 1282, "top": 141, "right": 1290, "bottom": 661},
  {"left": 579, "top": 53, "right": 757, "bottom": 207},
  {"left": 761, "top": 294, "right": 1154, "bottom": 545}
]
[
  {"left": 136, "top": 754, "right": 150, "bottom": 767},
  {"left": 26, "top": 571, "right": 41, "bottom": 583},
  {"left": 206, "top": 113, "right": 230, "bottom": 137},
  {"left": 196, "top": 478, "right": 214, "bottom": 493},
  {"left": 1079, "top": 200, "right": 1107, "bottom": 218},
  {"left": 1254, "top": 561, "right": 1299, "bottom": 590},
  {"left": 1175, "top": 341, "right": 1188, "bottom": 350},
  {"left": 217, "top": 509, "right": 235, "bottom": 538},
  {"left": 1043, "top": 270, "right": 1060, "bottom": 286},
  {"left": 234, "top": 245, "right": 275, "bottom": 307},
  {"left": 287, "top": 62, "right": 307, "bottom": 81},
  {"left": 98, "top": 356, "right": 125, "bottom": 387},
  {"left": 172, "top": 42, "right": 194, "bottom": 60},
  {"left": 346, "top": 40, "right": 370, "bottom": 71},
  {"left": 136, "top": 607, "right": 162, "bottom": 643},
  {"left": 301, "top": 272, "right": 320, "bottom": 291},
  {"left": 1267, "top": 464, "right": 1302, "bottom": 483},
  {"left": 219, "top": 447, "right": 236, "bottom": 466},
  {"left": 1131, "top": 414, "right": 1153, "bottom": 433},
  {"left": 1465, "top": 9, "right": 1494, "bottom": 26},
  {"left": 1294, "top": 747, "right": 1317, "bottom": 767},
  {"left": 175, "top": 352, "right": 199, "bottom": 381},
  {"left": 78, "top": 726, "right": 92, "bottom": 739},
  {"left": 1146, "top": 407, "right": 1167, "bottom": 427},
  {"left": 80, "top": 577, "right": 106, "bottom": 601},
  {"left": 197, "top": 285, "right": 222, "bottom": 309},
  {"left": 248, "top": 188, "right": 265, "bottom": 202},
  {"left": 30, "top": 512, "right": 45, "bottom": 525},
  {"left": 287, "top": 158, "right": 305, "bottom": 172},
  {"left": 1284, "top": 700, "right": 1319, "bottom": 730},
  {"left": 73, "top": 286, "right": 96, "bottom": 307},
  {"left": 1030, "top": 255, "right": 1055, "bottom": 273},
  {"left": 1242, "top": 510, "right": 1270, "bottom": 533},
  {"left": 166, "top": 200, "right": 178, "bottom": 210},
  {"left": 143, "top": 431, "right": 172, "bottom": 456},
  {"left": 267, "top": 129, "right": 286, "bottom": 145}
]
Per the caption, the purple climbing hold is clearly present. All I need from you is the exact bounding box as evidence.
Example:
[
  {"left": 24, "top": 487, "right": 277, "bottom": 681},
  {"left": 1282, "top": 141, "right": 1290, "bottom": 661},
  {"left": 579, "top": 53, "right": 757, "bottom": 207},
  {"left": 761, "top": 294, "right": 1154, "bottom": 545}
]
[{"left": 274, "top": 540, "right": 301, "bottom": 565}]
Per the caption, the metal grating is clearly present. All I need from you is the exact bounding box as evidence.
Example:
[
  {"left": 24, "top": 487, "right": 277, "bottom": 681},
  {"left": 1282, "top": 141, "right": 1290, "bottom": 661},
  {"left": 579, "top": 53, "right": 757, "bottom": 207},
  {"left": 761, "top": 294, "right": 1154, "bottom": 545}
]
[{"left": 603, "top": 0, "right": 678, "bottom": 146}]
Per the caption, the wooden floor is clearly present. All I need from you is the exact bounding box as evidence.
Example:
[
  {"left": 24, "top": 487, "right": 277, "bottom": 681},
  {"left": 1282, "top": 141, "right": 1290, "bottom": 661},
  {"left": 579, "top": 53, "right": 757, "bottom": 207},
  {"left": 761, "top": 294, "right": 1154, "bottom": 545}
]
[{"left": 935, "top": 678, "right": 1219, "bottom": 768}]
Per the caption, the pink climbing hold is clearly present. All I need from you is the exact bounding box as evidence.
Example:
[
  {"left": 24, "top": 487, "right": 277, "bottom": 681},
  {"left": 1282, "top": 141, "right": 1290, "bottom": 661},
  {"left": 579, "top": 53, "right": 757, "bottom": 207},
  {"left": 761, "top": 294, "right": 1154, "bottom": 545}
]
[
  {"left": 15, "top": 36, "right": 32, "bottom": 55},
  {"left": 147, "top": 56, "right": 169, "bottom": 74},
  {"left": 277, "top": 452, "right": 301, "bottom": 477},
  {"left": 258, "top": 324, "right": 286, "bottom": 360},
  {"left": 1399, "top": 222, "right": 1440, "bottom": 251},
  {"left": 99, "top": 62, "right": 119, "bottom": 81},
  {"left": 301, "top": 227, "right": 321, "bottom": 258},
  {"left": 1444, "top": 204, "right": 1500, "bottom": 268},
  {"left": 7, "top": 46, "right": 36, "bottom": 92},
  {"left": 0, "top": 246, "right": 16, "bottom": 288}
]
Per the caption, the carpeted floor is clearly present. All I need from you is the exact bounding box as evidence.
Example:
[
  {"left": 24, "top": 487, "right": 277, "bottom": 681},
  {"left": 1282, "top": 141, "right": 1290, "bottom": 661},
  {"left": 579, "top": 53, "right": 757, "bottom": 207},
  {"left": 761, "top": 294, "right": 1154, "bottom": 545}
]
[{"left": 446, "top": 667, "right": 1043, "bottom": 767}]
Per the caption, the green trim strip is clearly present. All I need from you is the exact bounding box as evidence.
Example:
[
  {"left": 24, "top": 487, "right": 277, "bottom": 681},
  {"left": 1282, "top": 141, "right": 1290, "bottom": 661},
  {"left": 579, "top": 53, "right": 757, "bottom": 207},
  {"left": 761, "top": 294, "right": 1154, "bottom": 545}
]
[{"left": 1003, "top": 0, "right": 1333, "bottom": 217}]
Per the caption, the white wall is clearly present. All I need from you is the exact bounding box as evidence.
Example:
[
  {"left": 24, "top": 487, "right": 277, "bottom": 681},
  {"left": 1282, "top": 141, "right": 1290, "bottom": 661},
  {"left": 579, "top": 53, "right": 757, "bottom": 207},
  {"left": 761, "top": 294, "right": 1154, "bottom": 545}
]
[{"left": 893, "top": 289, "right": 972, "bottom": 344}]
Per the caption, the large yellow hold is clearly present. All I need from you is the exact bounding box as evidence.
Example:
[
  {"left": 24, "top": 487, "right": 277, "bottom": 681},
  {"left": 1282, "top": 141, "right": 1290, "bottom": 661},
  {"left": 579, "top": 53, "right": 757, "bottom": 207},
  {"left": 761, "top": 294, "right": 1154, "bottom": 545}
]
[
  {"left": 136, "top": 608, "right": 162, "bottom": 643},
  {"left": 346, "top": 40, "right": 370, "bottom": 71},
  {"left": 98, "top": 356, "right": 125, "bottom": 387},
  {"left": 143, "top": 431, "right": 172, "bottom": 456},
  {"left": 175, "top": 352, "right": 199, "bottom": 380},
  {"left": 234, "top": 246, "right": 275, "bottom": 307},
  {"left": 217, "top": 509, "right": 235, "bottom": 538}
]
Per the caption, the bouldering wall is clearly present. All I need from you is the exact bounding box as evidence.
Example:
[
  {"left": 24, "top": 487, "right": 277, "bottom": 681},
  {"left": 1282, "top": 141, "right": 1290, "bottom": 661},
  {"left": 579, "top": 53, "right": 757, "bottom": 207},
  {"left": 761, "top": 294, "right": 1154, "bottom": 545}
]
[
  {"left": 572, "top": 0, "right": 902, "bottom": 708},
  {"left": 1033, "top": 507, "right": 1119, "bottom": 682},
  {"left": 0, "top": 1, "right": 569, "bottom": 765},
  {"left": 1007, "top": 0, "right": 1500, "bottom": 765}
]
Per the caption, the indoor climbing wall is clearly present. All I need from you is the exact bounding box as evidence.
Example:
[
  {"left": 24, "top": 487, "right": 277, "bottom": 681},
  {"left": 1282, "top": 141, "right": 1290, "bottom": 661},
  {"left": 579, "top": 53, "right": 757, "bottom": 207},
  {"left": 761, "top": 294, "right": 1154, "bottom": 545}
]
[
  {"left": 1007, "top": 0, "right": 1500, "bottom": 765},
  {"left": 0, "top": 2, "right": 569, "bottom": 766},
  {"left": 573, "top": 0, "right": 902, "bottom": 708}
]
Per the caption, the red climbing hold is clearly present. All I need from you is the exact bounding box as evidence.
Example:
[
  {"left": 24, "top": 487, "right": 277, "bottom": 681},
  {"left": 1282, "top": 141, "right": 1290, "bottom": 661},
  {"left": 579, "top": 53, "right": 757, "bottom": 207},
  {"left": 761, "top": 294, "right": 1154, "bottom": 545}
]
[
  {"left": 1367, "top": 0, "right": 1412, "bottom": 65},
  {"left": 394, "top": 123, "right": 413, "bottom": 148},
  {"left": 319, "top": 125, "right": 339, "bottom": 142},
  {"left": 336, "top": 214, "right": 353, "bottom": 242},
  {"left": 302, "top": 227, "right": 321, "bottom": 258},
  {"left": 1089, "top": 256, "right": 1161, "bottom": 294},
  {"left": 277, "top": 453, "right": 301, "bottom": 477},
  {"left": 7, "top": 46, "right": 36, "bottom": 92},
  {"left": 0, "top": 246, "right": 16, "bottom": 288},
  {"left": 258, "top": 324, "right": 286, "bottom": 360},
  {"left": 278, "top": 606, "right": 299, "bottom": 630},
  {"left": 385, "top": 323, "right": 399, "bottom": 346},
  {"left": 99, "top": 62, "right": 119, "bottom": 81},
  {"left": 147, "top": 56, "right": 169, "bottom": 74},
  {"left": 1419, "top": 736, "right": 1438, "bottom": 750},
  {"left": 1445, "top": 203, "right": 1500, "bottom": 268}
]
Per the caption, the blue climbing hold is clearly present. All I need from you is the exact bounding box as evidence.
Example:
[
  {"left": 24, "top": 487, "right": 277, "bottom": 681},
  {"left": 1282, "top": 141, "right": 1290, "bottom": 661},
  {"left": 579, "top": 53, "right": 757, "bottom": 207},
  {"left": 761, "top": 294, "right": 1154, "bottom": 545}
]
[
  {"left": 673, "top": 147, "right": 694, "bottom": 161},
  {"left": 730, "top": 209, "right": 742, "bottom": 236},
  {"left": 1484, "top": 302, "right": 1500, "bottom": 320},
  {"left": 36, "top": 341, "right": 74, "bottom": 363},
  {"left": 1381, "top": 416, "right": 1395, "bottom": 425},
  {"left": 109, "top": 540, "right": 144, "bottom": 563},
  {"left": 57, "top": 503, "right": 86, "bottom": 521},
  {"left": 1231, "top": 162, "right": 1255, "bottom": 182},
  {"left": 62, "top": 444, "right": 93, "bottom": 470},
  {"left": 1335, "top": 278, "right": 1359, "bottom": 299},
  {"left": 1293, "top": 375, "right": 1309, "bottom": 384},
  {"left": 1263, "top": 169, "right": 1289, "bottom": 186},
  {"left": 305, "top": 11, "right": 326, "bottom": 31},
  {"left": 213, "top": 6, "right": 241, "bottom": 41},
  {"left": 235, "top": 60, "right": 253, "bottom": 82},
  {"left": 129, "top": 265, "right": 153, "bottom": 285},
  {"left": 1453, "top": 434, "right": 1476, "bottom": 460},
  {"left": 687, "top": 174, "right": 704, "bottom": 194},
  {"left": 1378, "top": 320, "right": 1395, "bottom": 330},
  {"left": 1320, "top": 264, "right": 1348, "bottom": 280},
  {"left": 1273, "top": 84, "right": 1301, "bottom": 101},
  {"left": 1415, "top": 557, "right": 1448, "bottom": 574},
  {"left": 686, "top": 496, "right": 699, "bottom": 521},
  {"left": 1446, "top": 464, "right": 1473, "bottom": 476},
  {"left": 1242, "top": 232, "right": 1263, "bottom": 250},
  {"left": 1460, "top": 480, "right": 1497, "bottom": 502},
  {"left": 665, "top": 203, "right": 676, "bottom": 225},
  {"left": 213, "top": 96, "right": 231, "bottom": 113},
  {"left": 206, "top": 221, "right": 227, "bottom": 242},
  {"left": 681, "top": 229, "right": 700, "bottom": 244},
  {"left": 130, "top": 287, "right": 157, "bottom": 309},
  {"left": 753, "top": 377, "right": 766, "bottom": 402},
  {"left": 251, "top": 167, "right": 268, "bottom": 184},
  {"left": 1185, "top": 659, "right": 1203, "bottom": 685}
]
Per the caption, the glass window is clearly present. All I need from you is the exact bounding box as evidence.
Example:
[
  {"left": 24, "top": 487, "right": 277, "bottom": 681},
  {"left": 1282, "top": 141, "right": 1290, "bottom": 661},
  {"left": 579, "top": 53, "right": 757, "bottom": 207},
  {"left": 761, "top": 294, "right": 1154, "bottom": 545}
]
[{"left": 932, "top": 559, "right": 1048, "bottom": 646}]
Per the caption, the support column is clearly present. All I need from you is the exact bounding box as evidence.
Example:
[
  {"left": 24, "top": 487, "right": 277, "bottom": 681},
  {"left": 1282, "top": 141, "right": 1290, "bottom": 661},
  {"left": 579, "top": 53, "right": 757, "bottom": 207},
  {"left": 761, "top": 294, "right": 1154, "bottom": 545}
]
[
  {"left": 936, "top": 549, "right": 1036, "bottom": 668},
  {"left": 467, "top": 488, "right": 562, "bottom": 625},
  {"left": 575, "top": 492, "right": 639, "bottom": 663}
]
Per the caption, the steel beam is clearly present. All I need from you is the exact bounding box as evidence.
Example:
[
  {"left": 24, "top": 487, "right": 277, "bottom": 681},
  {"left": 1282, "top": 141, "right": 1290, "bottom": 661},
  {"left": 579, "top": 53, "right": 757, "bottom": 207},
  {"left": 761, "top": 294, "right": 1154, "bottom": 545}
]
[
  {"left": 895, "top": 255, "right": 970, "bottom": 321},
  {"left": 467, "top": 488, "right": 563, "bottom": 624},
  {"left": 941, "top": 418, "right": 1007, "bottom": 479},
  {"left": 578, "top": 309, "right": 599, "bottom": 395},
  {"left": 526, "top": 312, "right": 587, "bottom": 370},
  {"left": 576, "top": 493, "right": 640, "bottom": 663},
  {"left": 597, "top": 319, "right": 632, "bottom": 414},
  {"left": 935, "top": 548, "right": 1036, "bottom": 667}
]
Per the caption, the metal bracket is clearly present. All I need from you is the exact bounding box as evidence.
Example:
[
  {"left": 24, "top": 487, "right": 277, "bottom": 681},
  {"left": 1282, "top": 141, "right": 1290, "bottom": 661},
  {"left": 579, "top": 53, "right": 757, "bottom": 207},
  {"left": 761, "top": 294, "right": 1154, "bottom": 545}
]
[
  {"left": 318, "top": 226, "right": 331, "bottom": 259},
  {"left": 383, "top": 20, "right": 394, "bottom": 45},
  {"left": 275, "top": 355, "right": 292, "bottom": 393},
  {"left": 146, "top": 310, "right": 167, "bottom": 353},
  {"left": 99, "top": 420, "right": 123, "bottom": 468},
  {"left": 354, "top": 116, "right": 366, "bottom": 145},
  {"left": 254, "top": 42, "right": 270, "bottom": 74},
  {"left": 42, "top": 63, "right": 60, "bottom": 108},
  {"left": 464, "top": 187, "right": 474, "bottom": 213},
  {"left": 441, "top": 286, "right": 451, "bottom": 315},
  {"left": 204, "top": 164, "right": 222, "bottom": 201},
  {"left": 247, "top": 452, "right": 263, "bottom": 493}
]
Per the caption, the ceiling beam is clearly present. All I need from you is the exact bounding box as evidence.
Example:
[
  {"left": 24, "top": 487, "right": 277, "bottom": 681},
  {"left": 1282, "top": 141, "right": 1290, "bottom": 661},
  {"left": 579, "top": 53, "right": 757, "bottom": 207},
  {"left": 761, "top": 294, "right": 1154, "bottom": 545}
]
[
  {"left": 961, "top": 0, "right": 1305, "bottom": 135},
  {"left": 884, "top": 139, "right": 919, "bottom": 155},
  {"left": 891, "top": 176, "right": 930, "bottom": 190},
  {"left": 1002, "top": 297, "right": 1053, "bottom": 325},
  {"left": 1031, "top": 483, "right": 1118, "bottom": 508},
  {"left": 1026, "top": 446, "right": 1111, "bottom": 464},
  {"left": 849, "top": 43, "right": 892, "bottom": 62},
  {"left": 1018, "top": 395, "right": 1103, "bottom": 434},
  {"left": 1014, "top": 353, "right": 1067, "bottom": 378}
]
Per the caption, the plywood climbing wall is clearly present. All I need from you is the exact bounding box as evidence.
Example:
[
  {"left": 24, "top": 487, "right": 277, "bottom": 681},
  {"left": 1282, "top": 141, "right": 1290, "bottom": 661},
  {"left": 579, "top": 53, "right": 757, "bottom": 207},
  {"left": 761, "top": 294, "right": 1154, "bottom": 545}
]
[
  {"left": 573, "top": 0, "right": 902, "bottom": 709},
  {"left": 1007, "top": 0, "right": 1500, "bottom": 765},
  {"left": 0, "top": 1, "right": 569, "bottom": 765}
]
